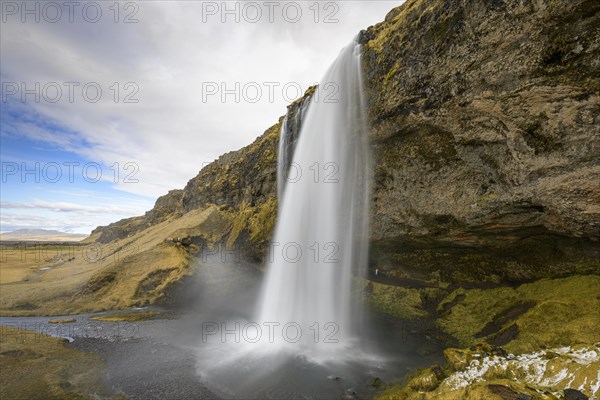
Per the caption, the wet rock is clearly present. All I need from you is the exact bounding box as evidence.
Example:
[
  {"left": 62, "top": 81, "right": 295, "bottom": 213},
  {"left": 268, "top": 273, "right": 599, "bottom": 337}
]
[
  {"left": 564, "top": 388, "right": 589, "bottom": 400},
  {"left": 444, "top": 348, "right": 469, "bottom": 370},
  {"left": 407, "top": 366, "right": 443, "bottom": 392},
  {"left": 475, "top": 301, "right": 536, "bottom": 338},
  {"left": 369, "top": 377, "right": 382, "bottom": 387},
  {"left": 488, "top": 384, "right": 532, "bottom": 400},
  {"left": 488, "top": 323, "right": 519, "bottom": 346},
  {"left": 438, "top": 293, "right": 466, "bottom": 315},
  {"left": 492, "top": 347, "right": 508, "bottom": 358}
]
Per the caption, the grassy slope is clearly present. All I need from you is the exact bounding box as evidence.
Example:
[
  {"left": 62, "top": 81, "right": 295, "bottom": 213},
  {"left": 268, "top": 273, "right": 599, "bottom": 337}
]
[
  {"left": 437, "top": 275, "right": 600, "bottom": 354},
  {"left": 89, "top": 311, "right": 163, "bottom": 322},
  {"left": 0, "top": 120, "right": 282, "bottom": 316},
  {"left": 0, "top": 206, "right": 232, "bottom": 316},
  {"left": 375, "top": 275, "right": 600, "bottom": 399}
]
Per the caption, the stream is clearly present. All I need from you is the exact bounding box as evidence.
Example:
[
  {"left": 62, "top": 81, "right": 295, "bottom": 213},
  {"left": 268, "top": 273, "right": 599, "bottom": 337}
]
[{"left": 0, "top": 260, "right": 445, "bottom": 399}]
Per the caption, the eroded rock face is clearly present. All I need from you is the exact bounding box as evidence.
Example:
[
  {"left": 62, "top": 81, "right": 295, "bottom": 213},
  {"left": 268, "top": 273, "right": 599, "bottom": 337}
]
[
  {"left": 90, "top": 89, "right": 311, "bottom": 257},
  {"left": 90, "top": 0, "right": 600, "bottom": 284},
  {"left": 359, "top": 0, "right": 600, "bottom": 283}
]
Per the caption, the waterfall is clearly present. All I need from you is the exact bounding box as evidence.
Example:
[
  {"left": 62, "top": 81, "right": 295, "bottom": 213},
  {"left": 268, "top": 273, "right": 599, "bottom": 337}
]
[
  {"left": 277, "top": 115, "right": 290, "bottom": 200},
  {"left": 258, "top": 40, "right": 371, "bottom": 359},
  {"left": 277, "top": 95, "right": 311, "bottom": 200}
]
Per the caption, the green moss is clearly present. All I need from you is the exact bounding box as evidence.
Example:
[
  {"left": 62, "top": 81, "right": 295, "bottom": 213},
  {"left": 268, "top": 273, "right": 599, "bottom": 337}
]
[
  {"left": 384, "top": 63, "right": 399, "bottom": 87},
  {"left": 248, "top": 196, "right": 278, "bottom": 243},
  {"left": 89, "top": 311, "right": 161, "bottom": 322},
  {"left": 437, "top": 286, "right": 518, "bottom": 345},
  {"left": 375, "top": 384, "right": 409, "bottom": 400},
  {"left": 509, "top": 277, "right": 600, "bottom": 353},
  {"left": 365, "top": 280, "right": 431, "bottom": 319},
  {"left": 226, "top": 203, "right": 253, "bottom": 248},
  {"left": 436, "top": 288, "right": 466, "bottom": 313},
  {"left": 375, "top": 365, "right": 445, "bottom": 400},
  {"left": 436, "top": 275, "right": 600, "bottom": 353},
  {"left": 0, "top": 327, "right": 108, "bottom": 399},
  {"left": 366, "top": 0, "right": 421, "bottom": 53},
  {"left": 227, "top": 198, "right": 277, "bottom": 247}
]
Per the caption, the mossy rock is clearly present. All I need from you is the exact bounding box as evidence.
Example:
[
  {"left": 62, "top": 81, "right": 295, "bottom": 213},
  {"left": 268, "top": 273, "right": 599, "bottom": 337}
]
[
  {"left": 443, "top": 348, "right": 469, "bottom": 371},
  {"left": 407, "top": 366, "right": 444, "bottom": 392},
  {"left": 436, "top": 275, "right": 600, "bottom": 353},
  {"left": 363, "top": 279, "right": 435, "bottom": 319}
]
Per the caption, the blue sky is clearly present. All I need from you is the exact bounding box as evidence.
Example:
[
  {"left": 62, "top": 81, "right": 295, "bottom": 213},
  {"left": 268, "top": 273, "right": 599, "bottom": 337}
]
[
  {"left": 1, "top": 1, "right": 398, "bottom": 235},
  {"left": 1, "top": 100, "right": 154, "bottom": 233}
]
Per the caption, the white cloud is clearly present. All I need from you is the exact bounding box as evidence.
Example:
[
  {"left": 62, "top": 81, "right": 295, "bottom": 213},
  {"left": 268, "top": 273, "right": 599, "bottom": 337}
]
[
  {"left": 1, "top": 1, "right": 401, "bottom": 232},
  {"left": 0, "top": 198, "right": 151, "bottom": 234},
  {"left": 1, "top": 1, "right": 397, "bottom": 197},
  {"left": 1, "top": 200, "right": 140, "bottom": 215}
]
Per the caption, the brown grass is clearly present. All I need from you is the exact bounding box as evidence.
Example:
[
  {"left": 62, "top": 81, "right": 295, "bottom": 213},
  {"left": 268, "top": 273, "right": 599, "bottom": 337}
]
[
  {"left": 0, "top": 207, "right": 226, "bottom": 316},
  {"left": 89, "top": 312, "right": 162, "bottom": 322},
  {"left": 48, "top": 318, "right": 77, "bottom": 324},
  {"left": 0, "top": 327, "right": 108, "bottom": 399}
]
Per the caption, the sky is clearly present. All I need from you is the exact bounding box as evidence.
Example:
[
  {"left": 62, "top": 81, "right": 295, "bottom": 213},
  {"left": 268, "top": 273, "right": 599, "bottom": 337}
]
[{"left": 0, "top": 0, "right": 400, "bottom": 234}]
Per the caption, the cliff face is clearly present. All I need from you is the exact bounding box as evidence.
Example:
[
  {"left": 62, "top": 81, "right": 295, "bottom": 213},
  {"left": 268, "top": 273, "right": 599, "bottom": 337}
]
[
  {"left": 88, "top": 95, "right": 313, "bottom": 261},
  {"left": 361, "top": 0, "right": 599, "bottom": 237},
  {"left": 89, "top": 0, "right": 600, "bottom": 285},
  {"left": 358, "top": 0, "right": 600, "bottom": 283}
]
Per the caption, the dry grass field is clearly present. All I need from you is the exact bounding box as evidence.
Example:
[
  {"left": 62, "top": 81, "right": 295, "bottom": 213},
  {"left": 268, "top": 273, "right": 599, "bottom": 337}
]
[{"left": 0, "top": 206, "right": 232, "bottom": 316}]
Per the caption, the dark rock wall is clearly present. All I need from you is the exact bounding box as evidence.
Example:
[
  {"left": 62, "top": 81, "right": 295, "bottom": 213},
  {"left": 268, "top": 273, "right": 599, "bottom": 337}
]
[{"left": 359, "top": 0, "right": 600, "bottom": 283}]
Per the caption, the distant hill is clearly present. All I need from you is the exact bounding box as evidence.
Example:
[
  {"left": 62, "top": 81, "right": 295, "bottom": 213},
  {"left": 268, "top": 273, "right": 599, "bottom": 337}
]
[{"left": 0, "top": 229, "right": 88, "bottom": 242}]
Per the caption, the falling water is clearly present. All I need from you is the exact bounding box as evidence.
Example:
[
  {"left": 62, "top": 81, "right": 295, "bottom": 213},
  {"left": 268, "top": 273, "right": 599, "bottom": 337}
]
[
  {"left": 277, "top": 95, "right": 310, "bottom": 200},
  {"left": 258, "top": 40, "right": 371, "bottom": 359}
]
